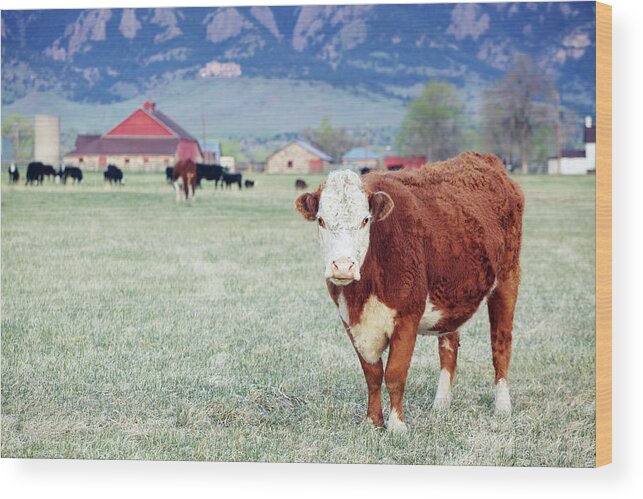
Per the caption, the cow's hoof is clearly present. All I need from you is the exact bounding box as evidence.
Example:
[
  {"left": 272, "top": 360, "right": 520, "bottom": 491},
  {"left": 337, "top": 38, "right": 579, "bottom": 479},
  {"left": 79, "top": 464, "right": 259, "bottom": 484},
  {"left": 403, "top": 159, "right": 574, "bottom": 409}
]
[
  {"left": 386, "top": 409, "right": 408, "bottom": 433},
  {"left": 432, "top": 395, "right": 451, "bottom": 412},
  {"left": 494, "top": 379, "right": 512, "bottom": 415},
  {"left": 495, "top": 401, "right": 512, "bottom": 416},
  {"left": 432, "top": 369, "right": 452, "bottom": 411},
  {"left": 367, "top": 416, "right": 385, "bottom": 429}
]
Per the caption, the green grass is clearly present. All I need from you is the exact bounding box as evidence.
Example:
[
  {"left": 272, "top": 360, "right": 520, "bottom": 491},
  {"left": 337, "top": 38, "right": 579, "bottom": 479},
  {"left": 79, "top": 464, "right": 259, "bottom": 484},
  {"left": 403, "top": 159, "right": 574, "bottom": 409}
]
[{"left": 1, "top": 172, "right": 596, "bottom": 466}]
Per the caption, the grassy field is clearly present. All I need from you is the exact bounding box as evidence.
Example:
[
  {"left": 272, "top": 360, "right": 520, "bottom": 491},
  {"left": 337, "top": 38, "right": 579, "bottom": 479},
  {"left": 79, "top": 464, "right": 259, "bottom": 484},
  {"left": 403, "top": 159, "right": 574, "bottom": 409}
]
[{"left": 1, "top": 171, "right": 596, "bottom": 466}]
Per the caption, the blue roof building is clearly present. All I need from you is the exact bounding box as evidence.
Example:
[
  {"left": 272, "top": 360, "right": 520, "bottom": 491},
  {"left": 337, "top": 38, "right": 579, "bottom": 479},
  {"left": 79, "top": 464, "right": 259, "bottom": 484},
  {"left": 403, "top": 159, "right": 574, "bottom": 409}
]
[
  {"left": 203, "top": 140, "right": 222, "bottom": 163},
  {"left": 341, "top": 147, "right": 380, "bottom": 170},
  {"left": 342, "top": 147, "right": 380, "bottom": 161}
]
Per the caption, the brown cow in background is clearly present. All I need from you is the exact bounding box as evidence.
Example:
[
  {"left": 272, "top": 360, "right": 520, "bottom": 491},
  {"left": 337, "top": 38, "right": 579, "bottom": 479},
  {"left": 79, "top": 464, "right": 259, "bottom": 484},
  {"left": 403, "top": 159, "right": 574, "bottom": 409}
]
[
  {"left": 296, "top": 152, "right": 524, "bottom": 432},
  {"left": 173, "top": 159, "right": 197, "bottom": 202}
]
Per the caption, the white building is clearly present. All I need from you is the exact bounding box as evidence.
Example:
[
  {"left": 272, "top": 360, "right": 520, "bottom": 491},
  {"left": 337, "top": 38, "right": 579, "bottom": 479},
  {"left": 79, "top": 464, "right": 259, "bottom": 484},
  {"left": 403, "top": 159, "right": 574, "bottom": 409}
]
[
  {"left": 548, "top": 116, "right": 596, "bottom": 175},
  {"left": 220, "top": 156, "right": 236, "bottom": 172}
]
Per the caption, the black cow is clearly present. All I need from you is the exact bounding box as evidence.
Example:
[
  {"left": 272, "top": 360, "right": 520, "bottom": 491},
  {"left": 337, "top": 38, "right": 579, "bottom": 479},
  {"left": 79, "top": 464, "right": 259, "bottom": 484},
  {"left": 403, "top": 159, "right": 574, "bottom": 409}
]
[
  {"left": 244, "top": 179, "right": 255, "bottom": 189},
  {"left": 25, "top": 162, "right": 56, "bottom": 185},
  {"left": 104, "top": 164, "right": 124, "bottom": 185},
  {"left": 295, "top": 179, "right": 308, "bottom": 190},
  {"left": 8, "top": 163, "right": 19, "bottom": 184},
  {"left": 359, "top": 167, "right": 371, "bottom": 175},
  {"left": 60, "top": 166, "right": 83, "bottom": 184},
  {"left": 221, "top": 172, "right": 242, "bottom": 190},
  {"left": 196, "top": 163, "right": 224, "bottom": 188},
  {"left": 165, "top": 166, "right": 174, "bottom": 184}
]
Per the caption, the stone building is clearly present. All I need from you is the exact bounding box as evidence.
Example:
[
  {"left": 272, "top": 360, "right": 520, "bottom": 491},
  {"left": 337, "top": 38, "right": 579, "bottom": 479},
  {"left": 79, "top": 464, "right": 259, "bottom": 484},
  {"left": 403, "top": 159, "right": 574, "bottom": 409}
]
[{"left": 264, "top": 140, "right": 332, "bottom": 174}]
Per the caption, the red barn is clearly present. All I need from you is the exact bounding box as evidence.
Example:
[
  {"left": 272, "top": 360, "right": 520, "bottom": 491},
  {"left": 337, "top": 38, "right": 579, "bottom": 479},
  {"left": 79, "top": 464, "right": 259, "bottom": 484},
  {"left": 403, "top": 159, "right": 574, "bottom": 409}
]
[
  {"left": 384, "top": 156, "right": 427, "bottom": 170},
  {"left": 64, "top": 101, "right": 203, "bottom": 171}
]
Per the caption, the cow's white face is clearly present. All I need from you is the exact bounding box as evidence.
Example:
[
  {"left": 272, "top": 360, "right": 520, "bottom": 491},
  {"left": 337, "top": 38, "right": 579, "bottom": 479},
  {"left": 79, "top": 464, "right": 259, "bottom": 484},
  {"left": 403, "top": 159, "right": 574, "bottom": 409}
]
[
  {"left": 296, "top": 170, "right": 394, "bottom": 286},
  {"left": 317, "top": 171, "right": 371, "bottom": 284}
]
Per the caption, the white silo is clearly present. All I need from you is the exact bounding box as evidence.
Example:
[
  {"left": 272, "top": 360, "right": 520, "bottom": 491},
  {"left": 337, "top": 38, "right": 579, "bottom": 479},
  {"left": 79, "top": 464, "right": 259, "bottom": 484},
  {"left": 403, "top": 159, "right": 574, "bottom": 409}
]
[{"left": 34, "top": 115, "right": 60, "bottom": 165}]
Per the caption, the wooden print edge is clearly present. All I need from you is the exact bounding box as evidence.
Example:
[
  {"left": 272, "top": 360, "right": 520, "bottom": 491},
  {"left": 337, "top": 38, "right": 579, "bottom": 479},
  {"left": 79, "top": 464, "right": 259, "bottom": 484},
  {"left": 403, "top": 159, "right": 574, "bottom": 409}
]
[{"left": 595, "top": 1, "right": 612, "bottom": 467}]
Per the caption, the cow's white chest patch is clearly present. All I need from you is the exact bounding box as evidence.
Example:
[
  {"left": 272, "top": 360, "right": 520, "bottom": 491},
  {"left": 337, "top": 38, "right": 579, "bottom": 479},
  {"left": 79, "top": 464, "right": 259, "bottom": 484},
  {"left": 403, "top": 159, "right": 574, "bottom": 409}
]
[
  {"left": 418, "top": 295, "right": 443, "bottom": 335},
  {"left": 348, "top": 295, "right": 397, "bottom": 364}
]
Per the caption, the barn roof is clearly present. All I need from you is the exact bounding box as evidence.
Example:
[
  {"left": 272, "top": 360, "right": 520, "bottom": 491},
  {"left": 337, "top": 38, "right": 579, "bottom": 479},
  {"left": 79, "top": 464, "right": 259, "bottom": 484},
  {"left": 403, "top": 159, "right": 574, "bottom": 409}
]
[
  {"left": 150, "top": 109, "right": 196, "bottom": 141},
  {"left": 75, "top": 134, "right": 100, "bottom": 150},
  {"left": 65, "top": 102, "right": 201, "bottom": 157},
  {"left": 342, "top": 147, "right": 380, "bottom": 161},
  {"left": 66, "top": 137, "right": 181, "bottom": 156},
  {"left": 295, "top": 140, "right": 332, "bottom": 161},
  {"left": 104, "top": 105, "right": 197, "bottom": 141}
]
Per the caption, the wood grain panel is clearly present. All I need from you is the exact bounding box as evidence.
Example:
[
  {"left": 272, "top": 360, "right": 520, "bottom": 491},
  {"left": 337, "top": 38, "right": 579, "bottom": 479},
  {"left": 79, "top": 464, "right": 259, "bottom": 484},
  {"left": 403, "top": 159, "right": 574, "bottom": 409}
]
[{"left": 596, "top": 1, "right": 612, "bottom": 468}]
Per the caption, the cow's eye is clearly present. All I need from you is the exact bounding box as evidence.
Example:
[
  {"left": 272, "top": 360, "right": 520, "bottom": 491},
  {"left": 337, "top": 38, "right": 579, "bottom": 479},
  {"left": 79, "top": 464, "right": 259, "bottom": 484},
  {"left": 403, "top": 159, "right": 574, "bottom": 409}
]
[
  {"left": 361, "top": 217, "right": 370, "bottom": 228},
  {"left": 318, "top": 217, "right": 326, "bottom": 228}
]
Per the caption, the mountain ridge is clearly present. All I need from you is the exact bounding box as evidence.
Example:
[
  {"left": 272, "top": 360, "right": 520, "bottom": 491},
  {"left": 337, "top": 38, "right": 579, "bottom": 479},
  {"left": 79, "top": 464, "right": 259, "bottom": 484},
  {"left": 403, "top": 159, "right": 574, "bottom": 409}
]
[{"left": 1, "top": 3, "right": 597, "bottom": 134}]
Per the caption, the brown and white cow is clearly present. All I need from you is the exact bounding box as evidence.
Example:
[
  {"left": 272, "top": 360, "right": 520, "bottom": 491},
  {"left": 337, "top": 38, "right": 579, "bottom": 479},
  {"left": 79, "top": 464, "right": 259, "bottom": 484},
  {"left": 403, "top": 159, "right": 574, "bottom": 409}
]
[
  {"left": 295, "top": 152, "right": 524, "bottom": 432},
  {"left": 173, "top": 159, "right": 197, "bottom": 202}
]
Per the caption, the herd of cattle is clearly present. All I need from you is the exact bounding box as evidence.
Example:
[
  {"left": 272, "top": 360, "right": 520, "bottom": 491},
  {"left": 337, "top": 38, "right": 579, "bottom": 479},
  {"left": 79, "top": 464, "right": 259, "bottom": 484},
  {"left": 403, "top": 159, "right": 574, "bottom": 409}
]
[
  {"left": 8, "top": 161, "right": 114, "bottom": 186},
  {"left": 167, "top": 160, "right": 258, "bottom": 201},
  {"left": 9, "top": 160, "right": 367, "bottom": 204},
  {"left": 164, "top": 163, "right": 253, "bottom": 190},
  {"left": 6, "top": 161, "right": 258, "bottom": 195}
]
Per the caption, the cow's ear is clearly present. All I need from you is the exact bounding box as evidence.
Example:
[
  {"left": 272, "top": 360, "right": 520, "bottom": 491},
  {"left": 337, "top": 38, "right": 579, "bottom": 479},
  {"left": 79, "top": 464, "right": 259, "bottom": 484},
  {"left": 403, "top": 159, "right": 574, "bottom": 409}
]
[
  {"left": 295, "top": 191, "right": 320, "bottom": 221},
  {"left": 369, "top": 191, "right": 394, "bottom": 222}
]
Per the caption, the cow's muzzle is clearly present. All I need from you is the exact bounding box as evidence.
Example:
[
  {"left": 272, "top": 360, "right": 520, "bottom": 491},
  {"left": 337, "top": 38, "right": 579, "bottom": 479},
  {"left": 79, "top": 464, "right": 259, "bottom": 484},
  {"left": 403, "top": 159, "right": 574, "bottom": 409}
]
[{"left": 329, "top": 257, "right": 359, "bottom": 285}]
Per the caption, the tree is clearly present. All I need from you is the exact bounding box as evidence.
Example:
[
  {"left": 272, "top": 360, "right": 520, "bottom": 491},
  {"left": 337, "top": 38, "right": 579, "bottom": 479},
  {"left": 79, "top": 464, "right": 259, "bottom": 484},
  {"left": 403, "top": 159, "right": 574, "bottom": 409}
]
[
  {"left": 2, "top": 114, "right": 34, "bottom": 162},
  {"left": 481, "top": 86, "right": 518, "bottom": 165},
  {"left": 396, "top": 81, "right": 463, "bottom": 162},
  {"left": 220, "top": 139, "right": 247, "bottom": 163},
  {"left": 301, "top": 117, "right": 355, "bottom": 163},
  {"left": 482, "top": 54, "right": 557, "bottom": 173}
]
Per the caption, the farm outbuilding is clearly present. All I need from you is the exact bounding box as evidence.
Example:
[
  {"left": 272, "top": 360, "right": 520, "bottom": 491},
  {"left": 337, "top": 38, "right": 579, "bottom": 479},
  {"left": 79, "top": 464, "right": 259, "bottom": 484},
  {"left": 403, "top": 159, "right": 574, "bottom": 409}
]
[
  {"left": 202, "top": 140, "right": 221, "bottom": 164},
  {"left": 63, "top": 101, "right": 203, "bottom": 171},
  {"left": 547, "top": 117, "right": 596, "bottom": 175},
  {"left": 341, "top": 147, "right": 380, "bottom": 170},
  {"left": 264, "top": 140, "right": 332, "bottom": 174},
  {"left": 384, "top": 156, "right": 427, "bottom": 170},
  {"left": 34, "top": 115, "right": 61, "bottom": 166}
]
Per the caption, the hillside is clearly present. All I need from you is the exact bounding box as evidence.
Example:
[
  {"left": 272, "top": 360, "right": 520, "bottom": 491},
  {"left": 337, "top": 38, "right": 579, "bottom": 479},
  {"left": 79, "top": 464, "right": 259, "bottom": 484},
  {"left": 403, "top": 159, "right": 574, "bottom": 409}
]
[
  {"left": 3, "top": 77, "right": 405, "bottom": 140},
  {"left": 2, "top": 3, "right": 597, "bottom": 139}
]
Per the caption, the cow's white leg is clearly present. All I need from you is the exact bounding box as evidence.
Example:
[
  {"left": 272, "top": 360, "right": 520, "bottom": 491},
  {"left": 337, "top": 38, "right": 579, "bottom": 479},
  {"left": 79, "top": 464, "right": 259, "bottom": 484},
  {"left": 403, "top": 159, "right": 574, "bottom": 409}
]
[
  {"left": 432, "top": 368, "right": 452, "bottom": 411},
  {"left": 173, "top": 180, "right": 181, "bottom": 202},
  {"left": 487, "top": 272, "right": 518, "bottom": 416},
  {"left": 432, "top": 332, "right": 459, "bottom": 411},
  {"left": 494, "top": 378, "right": 511, "bottom": 415}
]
